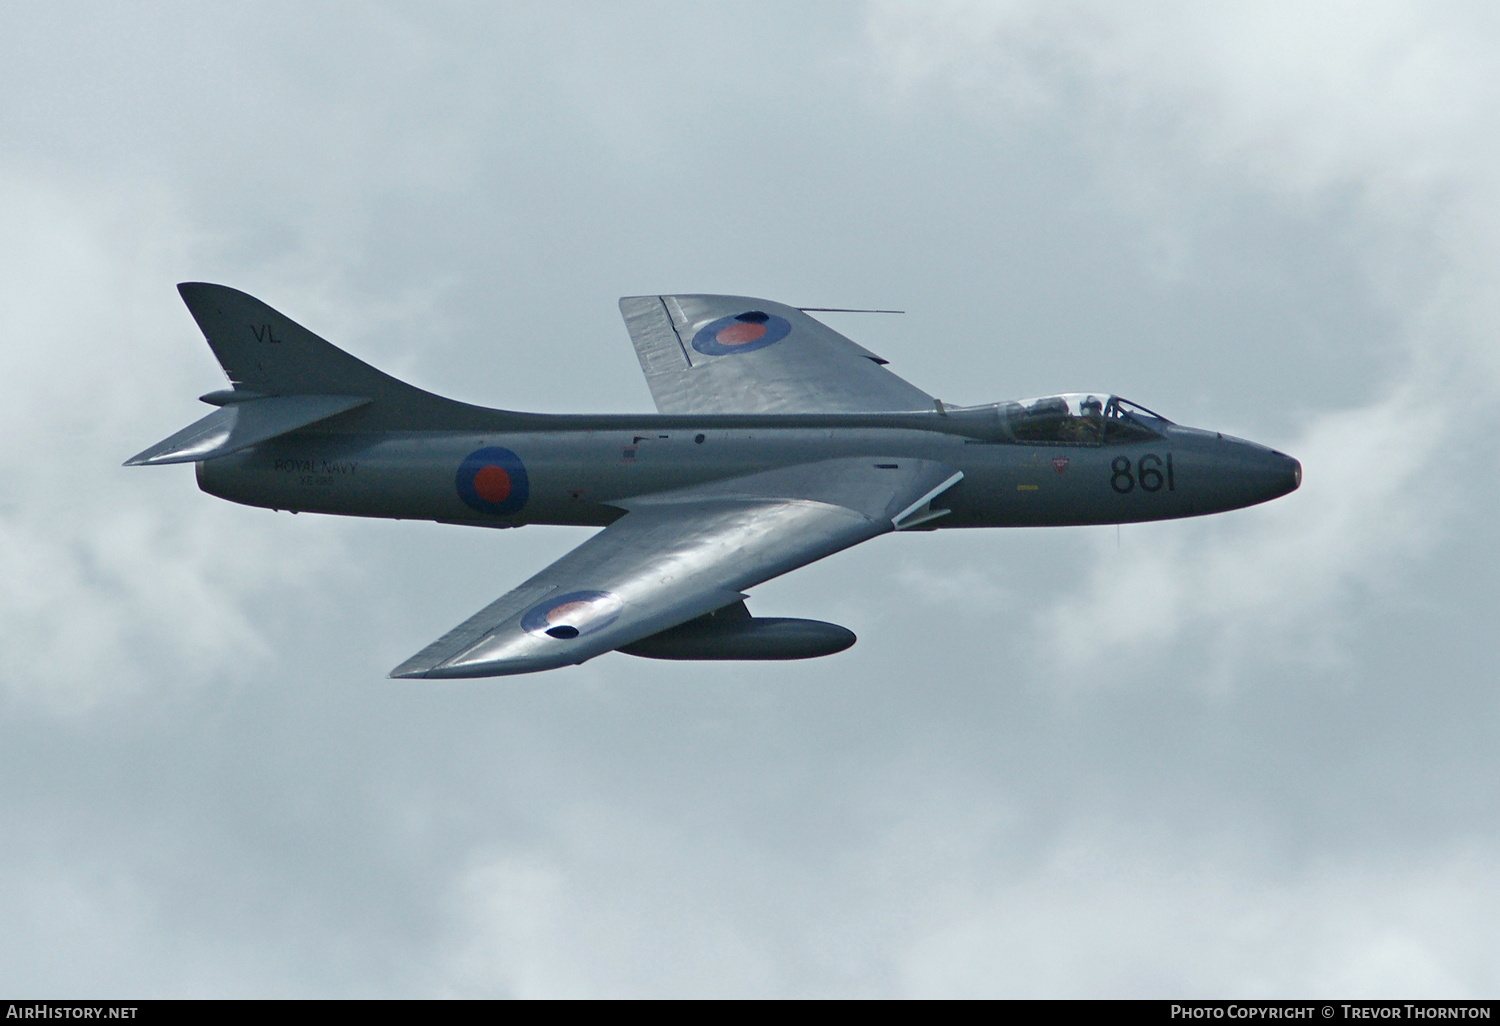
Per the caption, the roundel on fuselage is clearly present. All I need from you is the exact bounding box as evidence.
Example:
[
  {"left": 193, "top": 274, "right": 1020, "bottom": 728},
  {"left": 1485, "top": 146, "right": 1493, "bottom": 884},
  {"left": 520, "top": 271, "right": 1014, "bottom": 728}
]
[
  {"left": 691, "top": 311, "right": 792, "bottom": 356},
  {"left": 456, "top": 446, "right": 529, "bottom": 516}
]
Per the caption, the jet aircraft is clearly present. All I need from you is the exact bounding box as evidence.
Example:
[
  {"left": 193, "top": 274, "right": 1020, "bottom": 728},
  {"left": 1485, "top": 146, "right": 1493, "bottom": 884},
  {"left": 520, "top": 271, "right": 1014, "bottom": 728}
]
[{"left": 127, "top": 284, "right": 1301, "bottom": 678}]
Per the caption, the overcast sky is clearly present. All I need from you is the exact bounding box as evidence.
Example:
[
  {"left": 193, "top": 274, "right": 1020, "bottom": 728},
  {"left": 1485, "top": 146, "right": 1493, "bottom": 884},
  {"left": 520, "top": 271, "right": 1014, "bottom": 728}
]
[{"left": 2, "top": 0, "right": 1497, "bottom": 998}]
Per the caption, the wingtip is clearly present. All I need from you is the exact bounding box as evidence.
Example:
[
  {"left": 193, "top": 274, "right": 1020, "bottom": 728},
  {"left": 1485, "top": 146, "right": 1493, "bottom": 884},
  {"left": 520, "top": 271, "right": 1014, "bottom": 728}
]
[
  {"left": 122, "top": 449, "right": 179, "bottom": 467},
  {"left": 388, "top": 655, "right": 442, "bottom": 679}
]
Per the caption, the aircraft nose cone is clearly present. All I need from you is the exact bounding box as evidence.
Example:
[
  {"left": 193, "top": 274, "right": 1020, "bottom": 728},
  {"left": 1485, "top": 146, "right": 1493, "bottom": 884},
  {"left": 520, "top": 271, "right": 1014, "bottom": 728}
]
[
  {"left": 1276, "top": 452, "right": 1302, "bottom": 493},
  {"left": 1265, "top": 450, "right": 1301, "bottom": 498}
]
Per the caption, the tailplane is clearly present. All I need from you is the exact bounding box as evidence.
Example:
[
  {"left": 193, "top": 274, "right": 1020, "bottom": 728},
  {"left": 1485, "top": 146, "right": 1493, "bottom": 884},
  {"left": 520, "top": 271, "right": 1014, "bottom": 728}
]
[{"left": 123, "top": 394, "right": 371, "bottom": 466}]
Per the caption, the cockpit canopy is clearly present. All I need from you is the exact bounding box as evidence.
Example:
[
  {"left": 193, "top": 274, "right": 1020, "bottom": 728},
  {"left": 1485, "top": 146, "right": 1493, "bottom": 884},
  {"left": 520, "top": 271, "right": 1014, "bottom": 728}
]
[{"left": 992, "top": 393, "right": 1171, "bottom": 446}]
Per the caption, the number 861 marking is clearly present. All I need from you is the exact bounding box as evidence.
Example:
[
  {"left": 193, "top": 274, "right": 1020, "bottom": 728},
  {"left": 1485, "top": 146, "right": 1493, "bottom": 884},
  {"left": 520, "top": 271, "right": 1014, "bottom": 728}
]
[{"left": 1111, "top": 453, "right": 1174, "bottom": 494}]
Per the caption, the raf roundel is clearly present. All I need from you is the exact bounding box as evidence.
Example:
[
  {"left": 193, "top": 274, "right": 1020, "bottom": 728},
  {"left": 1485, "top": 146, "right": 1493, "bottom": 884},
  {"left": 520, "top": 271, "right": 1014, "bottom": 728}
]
[
  {"left": 521, "top": 590, "right": 623, "bottom": 640},
  {"left": 456, "top": 446, "right": 530, "bottom": 516},
  {"left": 691, "top": 310, "right": 792, "bottom": 357}
]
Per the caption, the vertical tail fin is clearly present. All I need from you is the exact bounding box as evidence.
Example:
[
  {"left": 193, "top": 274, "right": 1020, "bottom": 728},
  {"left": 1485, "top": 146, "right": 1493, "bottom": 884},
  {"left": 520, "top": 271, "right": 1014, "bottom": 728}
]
[
  {"left": 126, "top": 283, "right": 518, "bottom": 467},
  {"left": 178, "top": 282, "right": 414, "bottom": 400},
  {"left": 173, "top": 282, "right": 510, "bottom": 431}
]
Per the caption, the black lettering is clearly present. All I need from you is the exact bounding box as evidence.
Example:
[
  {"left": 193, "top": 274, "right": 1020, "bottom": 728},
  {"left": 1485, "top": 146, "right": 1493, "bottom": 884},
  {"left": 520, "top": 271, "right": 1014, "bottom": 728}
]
[{"left": 1139, "top": 453, "right": 1164, "bottom": 492}]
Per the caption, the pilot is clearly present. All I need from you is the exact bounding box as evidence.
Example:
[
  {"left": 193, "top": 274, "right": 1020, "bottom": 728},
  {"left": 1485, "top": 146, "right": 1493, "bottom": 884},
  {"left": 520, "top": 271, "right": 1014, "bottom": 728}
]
[{"left": 1080, "top": 396, "right": 1104, "bottom": 417}]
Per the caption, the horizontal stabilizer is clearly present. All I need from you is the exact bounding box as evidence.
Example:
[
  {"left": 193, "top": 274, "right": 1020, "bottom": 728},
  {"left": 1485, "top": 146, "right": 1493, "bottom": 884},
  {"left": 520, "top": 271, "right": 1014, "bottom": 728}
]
[{"left": 123, "top": 394, "right": 371, "bottom": 466}]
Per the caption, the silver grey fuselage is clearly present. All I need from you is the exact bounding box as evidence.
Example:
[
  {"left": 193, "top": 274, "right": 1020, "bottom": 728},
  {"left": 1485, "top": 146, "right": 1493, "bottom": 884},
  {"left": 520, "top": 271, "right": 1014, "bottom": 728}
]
[{"left": 199, "top": 415, "right": 1300, "bottom": 530}]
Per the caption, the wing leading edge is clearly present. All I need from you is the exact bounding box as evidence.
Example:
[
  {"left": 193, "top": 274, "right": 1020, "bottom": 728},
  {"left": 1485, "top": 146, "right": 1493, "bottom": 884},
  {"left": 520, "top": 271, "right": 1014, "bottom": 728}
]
[
  {"left": 390, "top": 458, "right": 963, "bottom": 678},
  {"left": 619, "top": 294, "right": 934, "bottom": 414}
]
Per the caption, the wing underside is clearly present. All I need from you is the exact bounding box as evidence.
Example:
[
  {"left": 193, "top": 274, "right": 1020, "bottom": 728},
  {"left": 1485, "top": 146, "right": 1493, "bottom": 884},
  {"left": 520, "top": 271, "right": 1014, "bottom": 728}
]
[
  {"left": 619, "top": 294, "right": 935, "bottom": 415},
  {"left": 390, "top": 457, "right": 962, "bottom": 678}
]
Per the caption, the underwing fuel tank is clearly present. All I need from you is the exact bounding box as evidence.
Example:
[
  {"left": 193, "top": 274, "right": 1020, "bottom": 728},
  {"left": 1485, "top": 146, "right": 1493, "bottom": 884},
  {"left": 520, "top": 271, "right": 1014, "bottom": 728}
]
[{"left": 618, "top": 603, "right": 856, "bottom": 661}]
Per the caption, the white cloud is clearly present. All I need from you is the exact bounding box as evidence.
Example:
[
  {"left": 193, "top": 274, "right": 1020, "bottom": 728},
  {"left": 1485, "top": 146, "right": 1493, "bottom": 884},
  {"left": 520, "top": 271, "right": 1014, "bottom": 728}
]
[
  {"left": 0, "top": 174, "right": 349, "bottom": 713},
  {"left": 898, "top": 830, "right": 1500, "bottom": 997},
  {"left": 866, "top": 1, "right": 1498, "bottom": 193},
  {"left": 435, "top": 814, "right": 782, "bottom": 998},
  {"left": 429, "top": 813, "right": 1500, "bottom": 997}
]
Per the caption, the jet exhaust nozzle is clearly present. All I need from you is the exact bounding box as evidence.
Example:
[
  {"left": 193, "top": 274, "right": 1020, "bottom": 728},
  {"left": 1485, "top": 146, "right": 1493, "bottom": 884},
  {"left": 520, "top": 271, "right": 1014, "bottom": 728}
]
[{"left": 619, "top": 615, "right": 856, "bottom": 661}]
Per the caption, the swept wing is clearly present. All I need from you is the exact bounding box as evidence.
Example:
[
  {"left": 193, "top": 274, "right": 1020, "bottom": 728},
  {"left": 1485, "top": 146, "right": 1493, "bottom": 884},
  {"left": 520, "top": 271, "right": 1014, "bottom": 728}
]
[
  {"left": 619, "top": 294, "right": 934, "bottom": 414},
  {"left": 390, "top": 457, "right": 962, "bottom": 678}
]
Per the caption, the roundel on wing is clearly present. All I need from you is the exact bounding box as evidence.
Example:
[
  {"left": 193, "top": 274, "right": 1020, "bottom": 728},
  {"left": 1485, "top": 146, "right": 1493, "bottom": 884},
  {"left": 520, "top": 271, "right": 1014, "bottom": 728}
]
[
  {"left": 521, "top": 590, "right": 623, "bottom": 639},
  {"left": 456, "top": 446, "right": 529, "bottom": 516},
  {"left": 691, "top": 311, "right": 792, "bottom": 356}
]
